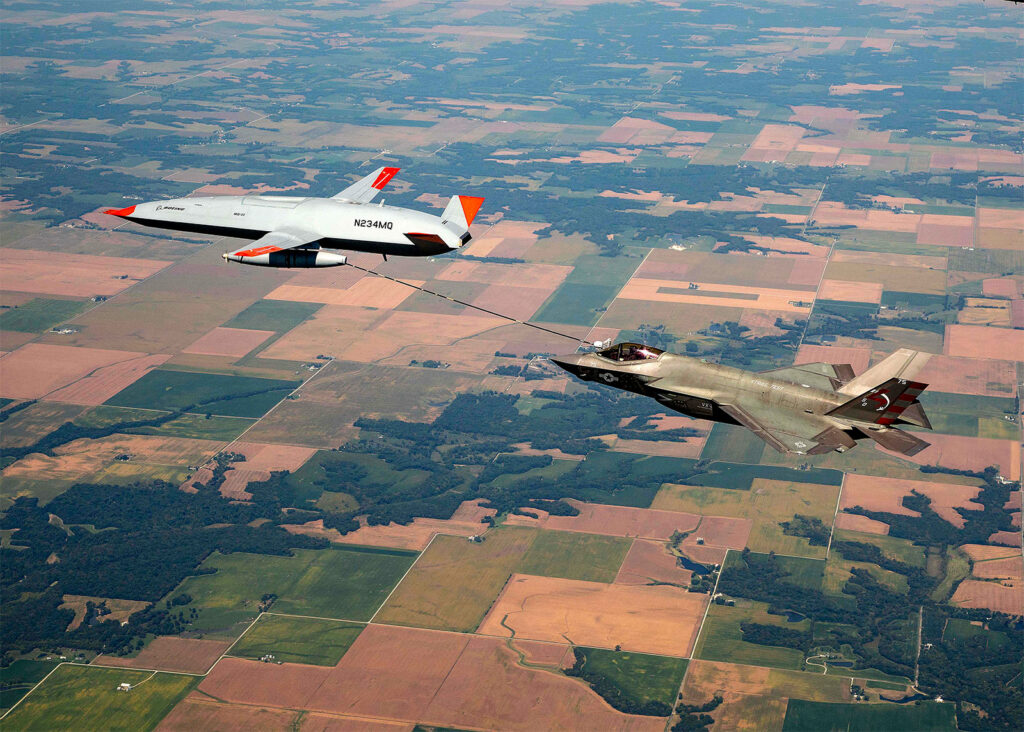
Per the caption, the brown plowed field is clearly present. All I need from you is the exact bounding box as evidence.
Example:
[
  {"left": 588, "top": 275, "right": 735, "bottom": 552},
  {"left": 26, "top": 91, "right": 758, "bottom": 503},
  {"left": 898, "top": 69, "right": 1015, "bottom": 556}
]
[
  {"left": 835, "top": 513, "right": 890, "bottom": 535},
  {"left": 972, "top": 556, "right": 1023, "bottom": 581},
  {"left": 96, "top": 636, "right": 230, "bottom": 674},
  {"left": 988, "top": 530, "right": 1021, "bottom": 547},
  {"left": 182, "top": 327, "right": 274, "bottom": 357},
  {"left": 477, "top": 573, "right": 706, "bottom": 657},
  {"left": 300, "top": 714, "right": 413, "bottom": 731},
  {"left": 437, "top": 260, "right": 571, "bottom": 291},
  {"left": 3, "top": 248, "right": 171, "bottom": 297},
  {"left": 535, "top": 500, "right": 701, "bottom": 540},
  {"left": 610, "top": 436, "right": 707, "bottom": 459},
  {"left": 818, "top": 279, "right": 883, "bottom": 303},
  {"left": 60, "top": 595, "right": 148, "bottom": 631},
  {"left": 471, "top": 284, "right": 556, "bottom": 321},
  {"left": 156, "top": 695, "right": 299, "bottom": 731},
  {"left": 618, "top": 278, "right": 812, "bottom": 314},
  {"left": 681, "top": 544, "right": 729, "bottom": 565},
  {"left": 338, "top": 311, "right": 506, "bottom": 364},
  {"left": 841, "top": 474, "right": 982, "bottom": 528},
  {"left": 830, "top": 250, "right": 946, "bottom": 270},
  {"left": 961, "top": 544, "right": 1021, "bottom": 562},
  {"left": 46, "top": 353, "right": 170, "bottom": 405},
  {"left": 0, "top": 343, "right": 160, "bottom": 400},
  {"left": 682, "top": 515, "right": 754, "bottom": 551},
  {"left": 512, "top": 638, "right": 571, "bottom": 666},
  {"left": 614, "top": 539, "right": 692, "bottom": 586},
  {"left": 914, "top": 355, "right": 1017, "bottom": 397},
  {"left": 890, "top": 433, "right": 1021, "bottom": 481},
  {"left": 198, "top": 657, "right": 332, "bottom": 709},
  {"left": 951, "top": 579, "right": 1023, "bottom": 615},
  {"left": 259, "top": 305, "right": 382, "bottom": 362},
  {"left": 267, "top": 279, "right": 420, "bottom": 309},
  {"left": 421, "top": 635, "right": 665, "bottom": 731},
  {"left": 945, "top": 324, "right": 1024, "bottom": 360}
]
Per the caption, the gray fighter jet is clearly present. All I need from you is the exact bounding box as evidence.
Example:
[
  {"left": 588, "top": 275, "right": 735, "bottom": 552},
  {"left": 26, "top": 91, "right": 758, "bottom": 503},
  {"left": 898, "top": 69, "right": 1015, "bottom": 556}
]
[{"left": 551, "top": 343, "right": 934, "bottom": 456}]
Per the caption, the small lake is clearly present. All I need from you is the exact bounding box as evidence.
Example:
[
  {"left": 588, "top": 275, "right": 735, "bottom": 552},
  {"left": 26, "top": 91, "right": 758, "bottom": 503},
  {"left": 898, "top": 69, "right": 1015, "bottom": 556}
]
[{"left": 678, "top": 554, "right": 711, "bottom": 575}]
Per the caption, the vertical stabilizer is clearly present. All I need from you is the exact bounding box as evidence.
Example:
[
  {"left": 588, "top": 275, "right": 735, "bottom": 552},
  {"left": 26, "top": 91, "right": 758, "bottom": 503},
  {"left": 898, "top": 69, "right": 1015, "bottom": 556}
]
[
  {"left": 441, "top": 195, "right": 485, "bottom": 233},
  {"left": 838, "top": 348, "right": 931, "bottom": 396}
]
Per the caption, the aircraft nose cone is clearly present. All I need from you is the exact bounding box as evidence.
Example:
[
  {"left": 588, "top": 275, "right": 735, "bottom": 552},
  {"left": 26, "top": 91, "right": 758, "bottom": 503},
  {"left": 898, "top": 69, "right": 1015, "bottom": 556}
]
[{"left": 550, "top": 354, "right": 584, "bottom": 372}]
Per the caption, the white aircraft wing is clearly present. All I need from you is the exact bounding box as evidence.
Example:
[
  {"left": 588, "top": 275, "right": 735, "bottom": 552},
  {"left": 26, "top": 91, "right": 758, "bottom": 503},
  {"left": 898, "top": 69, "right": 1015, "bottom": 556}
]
[
  {"left": 333, "top": 166, "right": 400, "bottom": 203},
  {"left": 225, "top": 228, "right": 320, "bottom": 258}
]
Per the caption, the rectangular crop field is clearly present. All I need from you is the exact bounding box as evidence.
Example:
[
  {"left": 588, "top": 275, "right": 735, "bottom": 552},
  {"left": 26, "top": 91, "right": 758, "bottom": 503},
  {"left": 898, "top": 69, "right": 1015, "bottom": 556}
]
[
  {"left": 374, "top": 527, "right": 538, "bottom": 632},
  {"left": 693, "top": 601, "right": 809, "bottom": 671},
  {"left": 222, "top": 299, "right": 321, "bottom": 332},
  {"left": 574, "top": 647, "right": 688, "bottom": 708},
  {"left": 686, "top": 462, "right": 843, "bottom": 491},
  {"left": 2, "top": 665, "right": 195, "bottom": 731},
  {"left": 75, "top": 405, "right": 253, "bottom": 442},
  {"left": 105, "top": 369, "right": 300, "bottom": 418},
  {"left": 782, "top": 699, "right": 956, "bottom": 731},
  {"left": 653, "top": 479, "right": 840, "bottom": 558},
  {"left": 228, "top": 615, "right": 364, "bottom": 666},
  {"left": 517, "top": 530, "right": 631, "bottom": 583},
  {"left": 0, "top": 297, "right": 89, "bottom": 333},
  {"left": 0, "top": 660, "right": 59, "bottom": 712}
]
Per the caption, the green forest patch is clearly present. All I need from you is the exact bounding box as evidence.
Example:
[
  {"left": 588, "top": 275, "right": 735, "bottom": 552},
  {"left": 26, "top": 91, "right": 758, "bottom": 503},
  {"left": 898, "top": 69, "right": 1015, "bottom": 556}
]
[
  {"left": 229, "top": 615, "right": 364, "bottom": 666},
  {"left": 171, "top": 546, "right": 416, "bottom": 634},
  {"left": 517, "top": 531, "right": 631, "bottom": 583},
  {"left": 75, "top": 405, "right": 253, "bottom": 442},
  {"left": 568, "top": 646, "right": 688, "bottom": 716},
  {"left": 830, "top": 530, "right": 926, "bottom": 568},
  {"left": 0, "top": 298, "right": 89, "bottom": 333},
  {"left": 105, "top": 369, "right": 300, "bottom": 418},
  {"left": 222, "top": 299, "right": 321, "bottom": 332},
  {"left": 375, "top": 527, "right": 537, "bottom": 632},
  {"left": 782, "top": 699, "right": 956, "bottom": 732},
  {"left": 2, "top": 664, "right": 196, "bottom": 731},
  {"left": 694, "top": 600, "right": 810, "bottom": 671}
]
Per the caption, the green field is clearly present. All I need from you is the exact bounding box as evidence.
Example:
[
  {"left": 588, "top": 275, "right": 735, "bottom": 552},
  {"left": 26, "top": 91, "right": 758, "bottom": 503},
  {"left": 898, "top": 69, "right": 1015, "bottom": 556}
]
[
  {"left": 74, "top": 405, "right": 253, "bottom": 441},
  {"left": 915, "top": 391, "right": 1019, "bottom": 440},
  {"left": 222, "top": 299, "right": 321, "bottom": 332},
  {"left": 517, "top": 530, "right": 631, "bottom": 583},
  {"left": 534, "top": 253, "right": 639, "bottom": 326},
  {"left": 693, "top": 600, "right": 810, "bottom": 671},
  {"left": 824, "top": 556, "right": 909, "bottom": 595},
  {"left": 375, "top": 527, "right": 537, "bottom": 632},
  {"left": 654, "top": 479, "right": 840, "bottom": 558},
  {"left": 0, "top": 297, "right": 88, "bottom": 333},
  {"left": 686, "top": 461, "right": 844, "bottom": 491},
  {"left": 2, "top": 664, "right": 196, "bottom": 731},
  {"left": 0, "top": 660, "right": 59, "bottom": 711},
  {"left": 171, "top": 546, "right": 417, "bottom": 634},
  {"left": 105, "top": 369, "right": 300, "bottom": 418},
  {"left": 574, "top": 647, "right": 688, "bottom": 710},
  {"left": 229, "top": 615, "right": 364, "bottom": 666},
  {"left": 700, "top": 423, "right": 766, "bottom": 463},
  {"left": 571, "top": 452, "right": 699, "bottom": 508},
  {"left": 782, "top": 699, "right": 957, "bottom": 731},
  {"left": 831, "top": 530, "right": 926, "bottom": 568}
]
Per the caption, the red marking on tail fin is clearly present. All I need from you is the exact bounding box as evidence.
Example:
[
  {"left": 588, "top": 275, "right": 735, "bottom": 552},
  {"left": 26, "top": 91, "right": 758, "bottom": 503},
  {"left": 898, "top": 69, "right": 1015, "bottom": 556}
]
[
  {"left": 104, "top": 205, "right": 136, "bottom": 217},
  {"left": 372, "top": 167, "right": 400, "bottom": 190},
  {"left": 459, "top": 196, "right": 485, "bottom": 226}
]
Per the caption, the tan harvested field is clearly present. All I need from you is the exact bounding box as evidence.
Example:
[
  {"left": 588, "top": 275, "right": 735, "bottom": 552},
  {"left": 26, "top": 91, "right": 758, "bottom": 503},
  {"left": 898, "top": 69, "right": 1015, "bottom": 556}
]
[
  {"left": 681, "top": 659, "right": 851, "bottom": 705},
  {"left": 891, "top": 433, "right": 1021, "bottom": 481},
  {"left": 0, "top": 344, "right": 165, "bottom": 400},
  {"left": 618, "top": 278, "right": 813, "bottom": 314},
  {"left": 510, "top": 500, "right": 701, "bottom": 540},
  {"left": 267, "top": 279, "right": 421, "bottom": 309},
  {"left": 841, "top": 474, "right": 983, "bottom": 528},
  {"left": 959, "top": 299, "right": 1011, "bottom": 326},
  {"left": 972, "top": 556, "right": 1023, "bottom": 581},
  {"left": 339, "top": 311, "right": 506, "bottom": 364},
  {"left": 614, "top": 538, "right": 693, "bottom": 586},
  {"left": 961, "top": 544, "right": 1021, "bottom": 562},
  {"left": 437, "top": 259, "right": 571, "bottom": 291},
  {"left": 794, "top": 344, "right": 871, "bottom": 375},
  {"left": 977, "top": 228, "right": 1023, "bottom": 250},
  {"left": 95, "top": 636, "right": 230, "bottom": 674},
  {"left": 835, "top": 513, "right": 890, "bottom": 535},
  {"left": 2, "top": 248, "right": 171, "bottom": 297},
  {"left": 609, "top": 435, "right": 707, "bottom": 459},
  {"left": 375, "top": 527, "right": 537, "bottom": 631},
  {"left": 285, "top": 502, "right": 493, "bottom": 552},
  {"left": 914, "top": 355, "right": 1018, "bottom": 397},
  {"left": 710, "top": 694, "right": 788, "bottom": 732},
  {"left": 945, "top": 324, "right": 1024, "bottom": 360},
  {"left": 977, "top": 207, "right": 1024, "bottom": 229},
  {"left": 182, "top": 327, "right": 274, "bottom": 357},
  {"left": 681, "top": 515, "right": 753, "bottom": 551},
  {"left": 0, "top": 331, "right": 35, "bottom": 350},
  {"left": 989, "top": 530, "right": 1022, "bottom": 547},
  {"left": 512, "top": 638, "right": 571, "bottom": 667},
  {"left": 259, "top": 305, "right": 381, "bottom": 361},
  {"left": 830, "top": 250, "right": 946, "bottom": 270},
  {"left": 198, "top": 657, "right": 332, "bottom": 709},
  {"left": 477, "top": 573, "right": 707, "bottom": 657},
  {"left": 824, "top": 261, "right": 947, "bottom": 295},
  {"left": 0, "top": 401, "right": 84, "bottom": 448},
  {"left": 300, "top": 713, "right": 414, "bottom": 732},
  {"left": 471, "top": 284, "right": 556, "bottom": 321},
  {"left": 157, "top": 696, "right": 299, "bottom": 732},
  {"left": 59, "top": 595, "right": 148, "bottom": 632},
  {"left": 4, "top": 433, "right": 219, "bottom": 483},
  {"left": 917, "top": 221, "right": 974, "bottom": 247},
  {"left": 818, "top": 279, "right": 883, "bottom": 303},
  {"left": 951, "top": 579, "right": 1023, "bottom": 615},
  {"left": 214, "top": 442, "right": 316, "bottom": 499},
  {"left": 682, "top": 543, "right": 729, "bottom": 566},
  {"left": 982, "top": 277, "right": 1022, "bottom": 299}
]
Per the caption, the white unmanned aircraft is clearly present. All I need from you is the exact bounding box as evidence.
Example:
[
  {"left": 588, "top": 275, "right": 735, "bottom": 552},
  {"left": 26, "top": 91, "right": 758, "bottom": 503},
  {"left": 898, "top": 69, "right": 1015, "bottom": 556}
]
[{"left": 105, "top": 167, "right": 484, "bottom": 267}]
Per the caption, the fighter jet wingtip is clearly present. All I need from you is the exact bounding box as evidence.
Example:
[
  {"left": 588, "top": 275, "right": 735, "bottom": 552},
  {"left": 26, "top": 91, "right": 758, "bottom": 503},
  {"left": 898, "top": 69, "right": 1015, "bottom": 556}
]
[{"left": 104, "top": 205, "right": 136, "bottom": 217}]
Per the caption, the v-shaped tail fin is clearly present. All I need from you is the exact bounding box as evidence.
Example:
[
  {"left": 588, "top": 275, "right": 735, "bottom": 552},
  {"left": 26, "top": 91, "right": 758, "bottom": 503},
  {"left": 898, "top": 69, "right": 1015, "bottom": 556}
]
[{"left": 827, "top": 378, "right": 929, "bottom": 427}]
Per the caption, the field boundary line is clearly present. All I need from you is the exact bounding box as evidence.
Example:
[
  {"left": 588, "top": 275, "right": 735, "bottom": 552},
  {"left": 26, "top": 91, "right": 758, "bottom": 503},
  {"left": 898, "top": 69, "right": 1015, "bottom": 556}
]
[
  {"left": 209, "top": 611, "right": 267, "bottom": 673},
  {"left": 264, "top": 611, "right": 368, "bottom": 624},
  {"left": 825, "top": 471, "right": 846, "bottom": 560},
  {"left": 0, "top": 660, "right": 66, "bottom": 721},
  {"left": 368, "top": 532, "right": 437, "bottom": 624}
]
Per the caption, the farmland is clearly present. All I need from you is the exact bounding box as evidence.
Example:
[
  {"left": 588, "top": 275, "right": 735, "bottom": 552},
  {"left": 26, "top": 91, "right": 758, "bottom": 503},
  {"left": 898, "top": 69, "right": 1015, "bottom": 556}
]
[
  {"left": 228, "top": 615, "right": 364, "bottom": 666},
  {"left": 693, "top": 601, "right": 811, "bottom": 671},
  {"left": 781, "top": 699, "right": 957, "bottom": 732},
  {"left": 517, "top": 530, "right": 631, "bottom": 583}
]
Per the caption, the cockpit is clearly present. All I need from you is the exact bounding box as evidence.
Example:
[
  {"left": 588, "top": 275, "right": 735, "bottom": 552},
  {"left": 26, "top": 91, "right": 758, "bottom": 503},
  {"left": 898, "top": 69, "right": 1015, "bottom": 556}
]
[{"left": 596, "top": 342, "right": 664, "bottom": 363}]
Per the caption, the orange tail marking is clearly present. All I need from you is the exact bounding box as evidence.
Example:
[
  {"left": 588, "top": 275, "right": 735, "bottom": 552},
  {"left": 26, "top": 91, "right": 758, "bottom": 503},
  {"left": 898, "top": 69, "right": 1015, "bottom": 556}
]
[{"left": 459, "top": 196, "right": 485, "bottom": 227}]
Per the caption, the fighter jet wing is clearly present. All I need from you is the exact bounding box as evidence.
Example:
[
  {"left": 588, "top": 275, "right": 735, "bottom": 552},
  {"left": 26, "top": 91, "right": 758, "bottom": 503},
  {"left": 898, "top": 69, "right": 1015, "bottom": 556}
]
[
  {"left": 333, "top": 166, "right": 400, "bottom": 203},
  {"left": 717, "top": 399, "right": 834, "bottom": 455},
  {"left": 760, "top": 362, "right": 854, "bottom": 392},
  {"left": 224, "top": 227, "right": 321, "bottom": 261}
]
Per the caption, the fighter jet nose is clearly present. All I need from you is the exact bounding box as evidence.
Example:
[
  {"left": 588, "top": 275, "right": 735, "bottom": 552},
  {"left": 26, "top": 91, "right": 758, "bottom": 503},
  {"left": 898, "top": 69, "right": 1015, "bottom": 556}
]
[{"left": 550, "top": 354, "right": 584, "bottom": 372}]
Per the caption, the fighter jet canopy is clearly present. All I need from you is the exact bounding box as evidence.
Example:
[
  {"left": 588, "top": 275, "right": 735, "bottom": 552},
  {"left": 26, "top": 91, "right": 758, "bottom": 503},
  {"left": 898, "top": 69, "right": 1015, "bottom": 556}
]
[{"left": 597, "top": 342, "right": 664, "bottom": 362}]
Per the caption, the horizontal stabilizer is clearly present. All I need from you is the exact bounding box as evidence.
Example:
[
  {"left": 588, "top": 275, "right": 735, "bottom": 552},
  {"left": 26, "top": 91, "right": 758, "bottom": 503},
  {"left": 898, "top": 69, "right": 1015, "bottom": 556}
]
[
  {"left": 828, "top": 377, "right": 929, "bottom": 427},
  {"left": 863, "top": 428, "right": 931, "bottom": 457}
]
